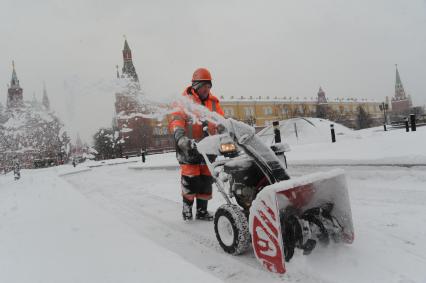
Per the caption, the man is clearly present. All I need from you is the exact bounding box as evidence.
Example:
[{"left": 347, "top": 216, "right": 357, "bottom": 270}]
[{"left": 169, "top": 68, "right": 224, "bottom": 221}]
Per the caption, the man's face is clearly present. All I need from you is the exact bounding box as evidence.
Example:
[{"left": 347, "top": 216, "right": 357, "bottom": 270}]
[{"left": 197, "top": 84, "right": 211, "bottom": 100}]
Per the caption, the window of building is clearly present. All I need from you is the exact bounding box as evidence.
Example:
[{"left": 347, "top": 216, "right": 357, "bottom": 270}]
[
  {"left": 153, "top": 127, "right": 169, "bottom": 136},
  {"left": 224, "top": 107, "right": 234, "bottom": 117},
  {"left": 264, "top": 106, "right": 272, "bottom": 116},
  {"left": 244, "top": 107, "right": 255, "bottom": 117}
]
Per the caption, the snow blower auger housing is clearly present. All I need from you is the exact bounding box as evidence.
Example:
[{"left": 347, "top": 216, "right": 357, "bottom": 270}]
[{"left": 196, "top": 118, "right": 354, "bottom": 274}]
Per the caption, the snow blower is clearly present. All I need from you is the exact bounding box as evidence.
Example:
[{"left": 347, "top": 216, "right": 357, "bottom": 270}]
[{"left": 196, "top": 118, "right": 354, "bottom": 274}]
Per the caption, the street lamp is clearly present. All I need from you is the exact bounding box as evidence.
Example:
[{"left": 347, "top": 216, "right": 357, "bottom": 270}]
[
  {"left": 379, "top": 102, "right": 389, "bottom": 131},
  {"left": 245, "top": 115, "right": 256, "bottom": 126}
]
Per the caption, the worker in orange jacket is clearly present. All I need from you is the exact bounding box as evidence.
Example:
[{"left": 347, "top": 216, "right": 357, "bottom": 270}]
[{"left": 169, "top": 68, "right": 224, "bottom": 221}]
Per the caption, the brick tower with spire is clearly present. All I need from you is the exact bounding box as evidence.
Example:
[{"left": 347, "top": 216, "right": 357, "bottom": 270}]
[
  {"left": 391, "top": 65, "right": 412, "bottom": 113},
  {"left": 114, "top": 38, "right": 153, "bottom": 156},
  {"left": 7, "top": 61, "right": 24, "bottom": 108},
  {"left": 115, "top": 38, "right": 141, "bottom": 115},
  {"left": 315, "top": 86, "right": 329, "bottom": 119},
  {"left": 317, "top": 87, "right": 327, "bottom": 104},
  {"left": 113, "top": 37, "right": 174, "bottom": 156}
]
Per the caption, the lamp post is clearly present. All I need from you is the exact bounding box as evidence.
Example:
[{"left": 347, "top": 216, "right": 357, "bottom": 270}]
[
  {"left": 379, "top": 102, "right": 389, "bottom": 131},
  {"left": 245, "top": 115, "right": 256, "bottom": 127}
]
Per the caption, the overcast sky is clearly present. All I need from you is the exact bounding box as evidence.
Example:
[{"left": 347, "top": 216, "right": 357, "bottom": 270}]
[{"left": 1, "top": 0, "right": 425, "bottom": 142}]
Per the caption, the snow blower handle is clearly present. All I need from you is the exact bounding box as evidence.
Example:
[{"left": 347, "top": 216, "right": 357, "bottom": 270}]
[{"left": 189, "top": 139, "right": 197, "bottom": 150}]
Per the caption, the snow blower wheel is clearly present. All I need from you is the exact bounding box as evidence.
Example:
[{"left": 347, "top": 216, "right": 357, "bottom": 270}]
[{"left": 214, "top": 204, "right": 251, "bottom": 255}]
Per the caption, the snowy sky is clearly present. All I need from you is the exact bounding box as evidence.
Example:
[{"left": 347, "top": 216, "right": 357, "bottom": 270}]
[{"left": 1, "top": 0, "right": 425, "bottom": 143}]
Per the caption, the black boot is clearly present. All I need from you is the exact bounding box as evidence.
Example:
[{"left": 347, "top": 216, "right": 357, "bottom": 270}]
[
  {"left": 195, "top": 199, "right": 213, "bottom": 221},
  {"left": 182, "top": 198, "right": 193, "bottom": 221}
]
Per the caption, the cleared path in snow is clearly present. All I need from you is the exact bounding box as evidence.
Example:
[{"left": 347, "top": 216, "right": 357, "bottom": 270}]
[{"left": 63, "top": 163, "right": 426, "bottom": 283}]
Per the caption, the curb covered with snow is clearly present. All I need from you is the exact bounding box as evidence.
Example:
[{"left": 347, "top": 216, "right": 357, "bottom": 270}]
[
  {"left": 288, "top": 161, "right": 426, "bottom": 167},
  {"left": 129, "top": 164, "right": 179, "bottom": 170},
  {"left": 87, "top": 160, "right": 138, "bottom": 168},
  {"left": 57, "top": 167, "right": 92, "bottom": 176}
]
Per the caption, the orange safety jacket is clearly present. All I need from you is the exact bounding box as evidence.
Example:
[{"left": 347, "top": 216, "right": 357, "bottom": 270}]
[{"left": 169, "top": 86, "right": 224, "bottom": 176}]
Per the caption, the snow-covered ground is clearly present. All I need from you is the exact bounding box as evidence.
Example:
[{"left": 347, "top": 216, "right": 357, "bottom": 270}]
[
  {"left": 257, "top": 117, "right": 357, "bottom": 146},
  {"left": 128, "top": 122, "right": 426, "bottom": 168},
  {"left": 0, "top": 167, "right": 222, "bottom": 283},
  {"left": 1, "top": 124, "right": 426, "bottom": 283},
  {"left": 260, "top": 118, "right": 426, "bottom": 166}
]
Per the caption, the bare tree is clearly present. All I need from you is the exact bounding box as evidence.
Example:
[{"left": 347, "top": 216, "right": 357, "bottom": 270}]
[{"left": 356, "top": 105, "right": 373, "bottom": 129}]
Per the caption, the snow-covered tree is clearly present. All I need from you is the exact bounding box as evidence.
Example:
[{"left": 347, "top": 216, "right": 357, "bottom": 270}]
[
  {"left": 93, "top": 128, "right": 122, "bottom": 160},
  {"left": 0, "top": 102, "right": 6, "bottom": 124},
  {"left": 58, "top": 130, "right": 71, "bottom": 163},
  {"left": 0, "top": 101, "right": 67, "bottom": 169},
  {"left": 0, "top": 63, "right": 68, "bottom": 170}
]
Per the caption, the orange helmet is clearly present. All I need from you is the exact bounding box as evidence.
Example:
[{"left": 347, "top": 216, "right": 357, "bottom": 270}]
[{"left": 192, "top": 68, "right": 212, "bottom": 81}]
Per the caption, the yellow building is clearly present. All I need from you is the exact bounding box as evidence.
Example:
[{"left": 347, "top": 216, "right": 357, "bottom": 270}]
[{"left": 219, "top": 88, "right": 383, "bottom": 129}]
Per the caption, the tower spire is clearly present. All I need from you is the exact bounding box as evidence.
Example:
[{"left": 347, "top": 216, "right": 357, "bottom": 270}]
[
  {"left": 121, "top": 37, "right": 139, "bottom": 83},
  {"left": 32, "top": 92, "right": 37, "bottom": 104},
  {"left": 394, "top": 64, "right": 406, "bottom": 100},
  {"left": 7, "top": 60, "right": 24, "bottom": 108},
  {"left": 317, "top": 86, "right": 327, "bottom": 104},
  {"left": 123, "top": 35, "right": 130, "bottom": 52},
  {"left": 10, "top": 60, "right": 20, "bottom": 88},
  {"left": 42, "top": 81, "right": 50, "bottom": 110},
  {"left": 391, "top": 64, "right": 412, "bottom": 113}
]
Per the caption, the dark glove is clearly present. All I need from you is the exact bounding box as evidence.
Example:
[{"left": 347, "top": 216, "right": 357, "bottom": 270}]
[
  {"left": 216, "top": 123, "right": 226, "bottom": 134},
  {"left": 178, "top": 136, "right": 203, "bottom": 163},
  {"left": 177, "top": 136, "right": 194, "bottom": 152}
]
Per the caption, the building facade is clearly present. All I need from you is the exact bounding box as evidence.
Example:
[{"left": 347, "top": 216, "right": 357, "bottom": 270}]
[{"left": 220, "top": 87, "right": 383, "bottom": 129}]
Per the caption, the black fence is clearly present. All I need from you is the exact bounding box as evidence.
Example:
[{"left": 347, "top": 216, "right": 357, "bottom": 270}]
[
  {"left": 391, "top": 114, "right": 426, "bottom": 129},
  {"left": 121, "top": 146, "right": 176, "bottom": 159}
]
